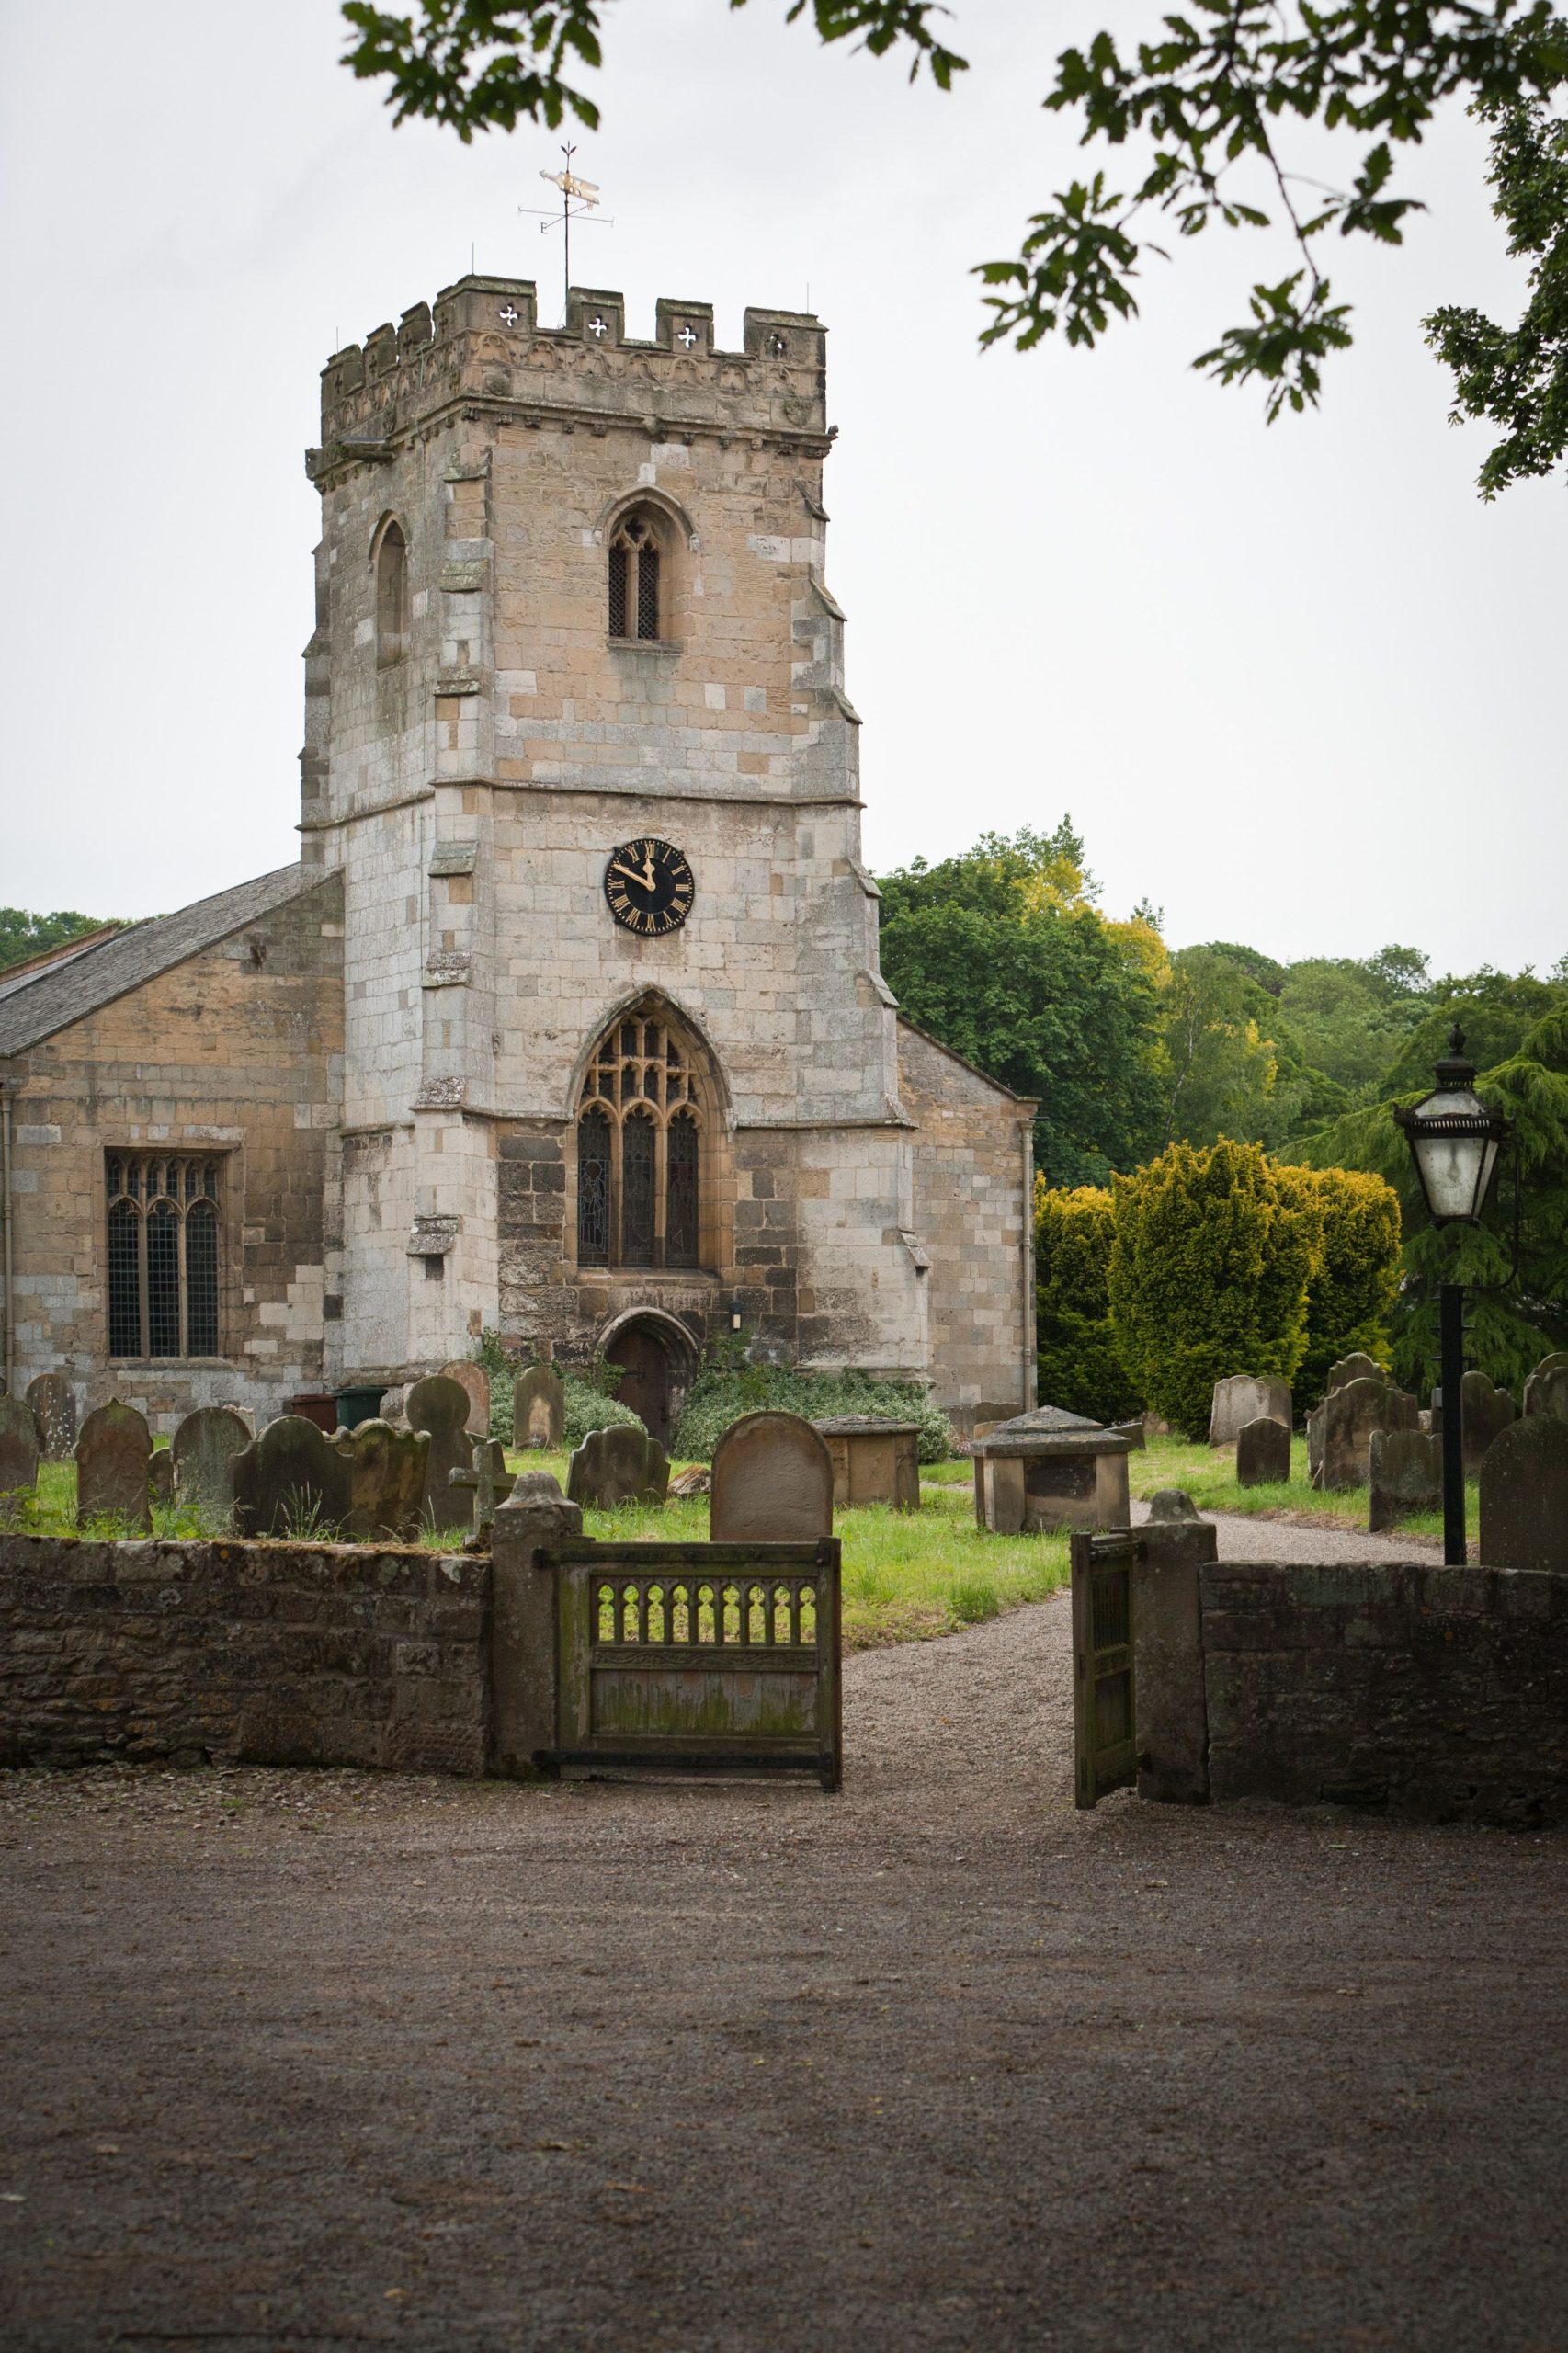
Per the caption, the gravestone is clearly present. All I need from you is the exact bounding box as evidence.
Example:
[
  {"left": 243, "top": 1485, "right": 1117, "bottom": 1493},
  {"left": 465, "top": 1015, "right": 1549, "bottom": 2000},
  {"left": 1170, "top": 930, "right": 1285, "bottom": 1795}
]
[
  {"left": 1235, "top": 1415, "right": 1291, "bottom": 1487},
  {"left": 1209, "top": 1375, "right": 1291, "bottom": 1448},
  {"left": 1314, "top": 1376, "right": 1418, "bottom": 1493},
  {"left": 232, "top": 1415, "right": 351, "bottom": 1539},
  {"left": 439, "top": 1359, "right": 491, "bottom": 1438},
  {"left": 710, "top": 1411, "right": 834, "bottom": 1542},
  {"left": 378, "top": 1384, "right": 409, "bottom": 1427},
  {"left": 813, "top": 1415, "right": 921, "bottom": 1510},
  {"left": 404, "top": 1374, "right": 475, "bottom": 1532},
  {"left": 0, "top": 1394, "right": 41, "bottom": 1497},
  {"left": 337, "top": 1418, "right": 429, "bottom": 1540},
  {"left": 1479, "top": 1416, "right": 1568, "bottom": 1572},
  {"left": 566, "top": 1424, "right": 670, "bottom": 1510},
  {"left": 1369, "top": 1428, "right": 1443, "bottom": 1532},
  {"left": 148, "top": 1449, "right": 174, "bottom": 1509},
  {"left": 172, "top": 1406, "right": 252, "bottom": 1523},
  {"left": 26, "top": 1373, "right": 76, "bottom": 1461},
  {"left": 1146, "top": 1489, "right": 1202, "bottom": 1523},
  {"left": 449, "top": 1436, "right": 517, "bottom": 1539},
  {"left": 512, "top": 1364, "right": 566, "bottom": 1450},
  {"left": 1524, "top": 1355, "right": 1568, "bottom": 1424},
  {"left": 1324, "top": 1351, "right": 1384, "bottom": 1400},
  {"left": 1460, "top": 1370, "right": 1516, "bottom": 1479},
  {"left": 670, "top": 1465, "right": 711, "bottom": 1498},
  {"left": 76, "top": 1401, "right": 153, "bottom": 1532}
]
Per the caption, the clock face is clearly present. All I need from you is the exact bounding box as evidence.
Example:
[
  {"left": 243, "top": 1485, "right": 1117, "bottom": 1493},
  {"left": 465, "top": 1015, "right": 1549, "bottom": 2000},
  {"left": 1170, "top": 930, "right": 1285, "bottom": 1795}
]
[{"left": 604, "top": 837, "right": 695, "bottom": 937}]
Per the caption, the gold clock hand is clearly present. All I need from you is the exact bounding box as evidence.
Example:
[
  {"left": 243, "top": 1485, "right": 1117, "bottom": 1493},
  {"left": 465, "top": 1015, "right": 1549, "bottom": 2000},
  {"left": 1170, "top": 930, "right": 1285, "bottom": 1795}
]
[{"left": 610, "top": 860, "right": 651, "bottom": 888}]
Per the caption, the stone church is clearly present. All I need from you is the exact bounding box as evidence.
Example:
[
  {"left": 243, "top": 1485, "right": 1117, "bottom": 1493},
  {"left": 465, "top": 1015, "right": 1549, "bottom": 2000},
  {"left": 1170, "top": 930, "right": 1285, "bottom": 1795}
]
[{"left": 0, "top": 277, "right": 1036, "bottom": 1446}]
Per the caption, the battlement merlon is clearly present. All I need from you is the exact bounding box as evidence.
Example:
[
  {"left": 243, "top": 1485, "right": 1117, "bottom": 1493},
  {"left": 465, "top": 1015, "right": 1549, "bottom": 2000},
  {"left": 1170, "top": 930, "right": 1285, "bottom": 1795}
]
[{"left": 307, "top": 278, "right": 830, "bottom": 481}]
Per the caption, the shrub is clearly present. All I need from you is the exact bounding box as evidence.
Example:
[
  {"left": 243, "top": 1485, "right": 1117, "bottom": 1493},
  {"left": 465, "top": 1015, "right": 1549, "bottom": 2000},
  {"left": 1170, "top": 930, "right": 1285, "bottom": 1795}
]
[
  {"left": 1274, "top": 1164, "right": 1401, "bottom": 1406},
  {"left": 672, "top": 1345, "right": 953, "bottom": 1463},
  {"left": 1108, "top": 1138, "right": 1316, "bottom": 1438},
  {"left": 1034, "top": 1180, "right": 1143, "bottom": 1423}
]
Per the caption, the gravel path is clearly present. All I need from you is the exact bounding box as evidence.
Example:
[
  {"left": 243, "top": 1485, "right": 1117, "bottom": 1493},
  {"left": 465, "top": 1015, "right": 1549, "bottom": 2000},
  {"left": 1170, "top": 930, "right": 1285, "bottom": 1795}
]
[
  {"left": 1131, "top": 1497, "right": 1439, "bottom": 1563},
  {"left": 2, "top": 1595, "right": 1563, "bottom": 2352}
]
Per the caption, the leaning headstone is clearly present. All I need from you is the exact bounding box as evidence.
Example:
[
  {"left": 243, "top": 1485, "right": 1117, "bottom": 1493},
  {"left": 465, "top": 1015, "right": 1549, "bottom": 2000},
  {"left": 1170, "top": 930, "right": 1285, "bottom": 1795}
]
[
  {"left": 26, "top": 1373, "right": 76, "bottom": 1461},
  {"left": 337, "top": 1418, "right": 429, "bottom": 1540},
  {"left": 1460, "top": 1370, "right": 1516, "bottom": 1479},
  {"left": 512, "top": 1363, "right": 566, "bottom": 1450},
  {"left": 670, "top": 1464, "right": 711, "bottom": 1499},
  {"left": 566, "top": 1424, "right": 670, "bottom": 1509},
  {"left": 231, "top": 1415, "right": 351, "bottom": 1539},
  {"left": 439, "top": 1359, "right": 491, "bottom": 1438},
  {"left": 76, "top": 1401, "right": 153, "bottom": 1532},
  {"left": 1209, "top": 1375, "right": 1291, "bottom": 1448},
  {"left": 449, "top": 1436, "right": 516, "bottom": 1540},
  {"left": 1314, "top": 1376, "right": 1418, "bottom": 1493},
  {"left": 1145, "top": 1489, "right": 1203, "bottom": 1524},
  {"left": 1479, "top": 1417, "right": 1568, "bottom": 1572},
  {"left": 404, "top": 1374, "right": 475, "bottom": 1531},
  {"left": 148, "top": 1449, "right": 174, "bottom": 1509},
  {"left": 172, "top": 1406, "right": 252, "bottom": 1523},
  {"left": 1235, "top": 1415, "right": 1291, "bottom": 1487},
  {"left": 1369, "top": 1428, "right": 1443, "bottom": 1532},
  {"left": 1524, "top": 1356, "right": 1568, "bottom": 1424},
  {"left": 1324, "top": 1351, "right": 1384, "bottom": 1400},
  {"left": 0, "top": 1394, "right": 41, "bottom": 1497},
  {"left": 710, "top": 1411, "right": 833, "bottom": 1541}
]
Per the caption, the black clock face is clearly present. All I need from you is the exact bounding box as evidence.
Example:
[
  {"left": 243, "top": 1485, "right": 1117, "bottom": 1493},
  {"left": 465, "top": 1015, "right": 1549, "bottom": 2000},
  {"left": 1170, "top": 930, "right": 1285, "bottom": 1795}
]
[{"left": 604, "top": 837, "right": 695, "bottom": 937}]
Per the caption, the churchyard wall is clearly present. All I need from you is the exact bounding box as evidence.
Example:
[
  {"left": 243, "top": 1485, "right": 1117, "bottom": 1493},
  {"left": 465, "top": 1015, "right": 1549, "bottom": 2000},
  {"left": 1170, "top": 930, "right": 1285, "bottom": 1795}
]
[
  {"left": 0, "top": 1531, "right": 487, "bottom": 1775},
  {"left": 0, "top": 874, "right": 345, "bottom": 1431}
]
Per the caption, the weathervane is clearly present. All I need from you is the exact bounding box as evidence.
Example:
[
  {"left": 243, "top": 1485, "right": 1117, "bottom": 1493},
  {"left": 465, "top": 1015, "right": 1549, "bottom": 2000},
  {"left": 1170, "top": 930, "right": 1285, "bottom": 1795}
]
[{"left": 519, "top": 144, "right": 614, "bottom": 325}]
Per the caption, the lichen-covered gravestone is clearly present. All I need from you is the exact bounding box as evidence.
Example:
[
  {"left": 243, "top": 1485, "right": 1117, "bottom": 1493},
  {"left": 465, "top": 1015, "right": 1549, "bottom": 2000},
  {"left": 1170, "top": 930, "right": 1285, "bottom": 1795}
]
[
  {"left": 1369, "top": 1428, "right": 1442, "bottom": 1532},
  {"left": 1524, "top": 1354, "right": 1568, "bottom": 1424},
  {"left": 1324, "top": 1351, "right": 1385, "bottom": 1400},
  {"left": 1146, "top": 1489, "right": 1203, "bottom": 1524},
  {"left": 1235, "top": 1415, "right": 1291, "bottom": 1487},
  {"left": 439, "top": 1359, "right": 491, "bottom": 1439},
  {"left": 172, "top": 1406, "right": 253, "bottom": 1522},
  {"left": 449, "top": 1437, "right": 517, "bottom": 1538},
  {"left": 26, "top": 1373, "right": 76, "bottom": 1461},
  {"left": 336, "top": 1418, "right": 428, "bottom": 1540},
  {"left": 566, "top": 1425, "right": 670, "bottom": 1509},
  {"left": 1479, "top": 1417, "right": 1568, "bottom": 1571},
  {"left": 0, "top": 1394, "right": 41, "bottom": 1498},
  {"left": 1210, "top": 1376, "right": 1291, "bottom": 1448},
  {"left": 710, "top": 1411, "right": 833, "bottom": 1541},
  {"left": 1313, "top": 1376, "right": 1418, "bottom": 1493},
  {"left": 405, "top": 1374, "right": 475, "bottom": 1532},
  {"left": 1460, "top": 1370, "right": 1517, "bottom": 1478},
  {"left": 231, "top": 1415, "right": 351, "bottom": 1539},
  {"left": 76, "top": 1400, "right": 153, "bottom": 1532},
  {"left": 512, "top": 1364, "right": 566, "bottom": 1450}
]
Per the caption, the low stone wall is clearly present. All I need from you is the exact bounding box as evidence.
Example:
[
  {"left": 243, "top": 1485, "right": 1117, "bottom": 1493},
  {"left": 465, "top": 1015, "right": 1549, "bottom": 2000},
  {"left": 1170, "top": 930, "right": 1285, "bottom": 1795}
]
[
  {"left": 1199, "top": 1562, "right": 1568, "bottom": 1825},
  {"left": 0, "top": 1534, "right": 488, "bottom": 1776}
]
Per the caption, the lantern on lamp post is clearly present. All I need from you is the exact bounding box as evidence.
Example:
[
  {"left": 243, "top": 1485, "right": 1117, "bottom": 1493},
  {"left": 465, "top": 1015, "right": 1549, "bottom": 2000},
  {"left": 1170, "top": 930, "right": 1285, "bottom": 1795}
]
[{"left": 1393, "top": 1026, "right": 1513, "bottom": 1563}]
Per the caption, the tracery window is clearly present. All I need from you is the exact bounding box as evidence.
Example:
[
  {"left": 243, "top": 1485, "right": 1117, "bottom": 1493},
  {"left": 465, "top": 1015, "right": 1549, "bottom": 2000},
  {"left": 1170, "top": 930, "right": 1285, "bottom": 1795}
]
[
  {"left": 575, "top": 1012, "right": 707, "bottom": 1268},
  {"left": 375, "top": 519, "right": 409, "bottom": 665},
  {"left": 106, "top": 1154, "right": 222, "bottom": 1358},
  {"left": 608, "top": 509, "right": 663, "bottom": 642}
]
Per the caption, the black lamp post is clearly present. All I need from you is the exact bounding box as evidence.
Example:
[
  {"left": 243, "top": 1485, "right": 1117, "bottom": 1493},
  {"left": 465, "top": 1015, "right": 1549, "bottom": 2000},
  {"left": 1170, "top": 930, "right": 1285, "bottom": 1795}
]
[{"left": 1393, "top": 1026, "right": 1513, "bottom": 1564}]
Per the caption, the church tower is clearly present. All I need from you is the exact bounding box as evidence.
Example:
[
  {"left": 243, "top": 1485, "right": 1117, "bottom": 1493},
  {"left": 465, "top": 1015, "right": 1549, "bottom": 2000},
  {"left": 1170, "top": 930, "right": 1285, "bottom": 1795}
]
[{"left": 304, "top": 277, "right": 1032, "bottom": 1439}]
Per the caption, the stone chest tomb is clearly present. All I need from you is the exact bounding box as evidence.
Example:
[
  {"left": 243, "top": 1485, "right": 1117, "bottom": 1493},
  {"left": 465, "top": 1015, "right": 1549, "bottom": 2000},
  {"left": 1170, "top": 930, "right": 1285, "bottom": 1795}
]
[{"left": 971, "top": 1406, "right": 1132, "bottom": 1535}]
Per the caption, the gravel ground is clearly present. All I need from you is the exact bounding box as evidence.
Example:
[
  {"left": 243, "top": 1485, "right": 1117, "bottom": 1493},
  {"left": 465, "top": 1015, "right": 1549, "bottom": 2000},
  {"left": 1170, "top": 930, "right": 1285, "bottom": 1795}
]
[
  {"left": 2, "top": 1592, "right": 1564, "bottom": 2353},
  {"left": 1131, "top": 1499, "right": 1439, "bottom": 1564}
]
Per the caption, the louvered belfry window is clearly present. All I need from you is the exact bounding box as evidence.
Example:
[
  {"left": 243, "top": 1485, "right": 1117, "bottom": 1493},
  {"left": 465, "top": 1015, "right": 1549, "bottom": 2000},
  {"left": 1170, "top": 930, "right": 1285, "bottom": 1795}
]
[
  {"left": 105, "top": 1154, "right": 223, "bottom": 1358},
  {"left": 575, "top": 1010, "right": 707, "bottom": 1268},
  {"left": 608, "top": 510, "right": 663, "bottom": 642}
]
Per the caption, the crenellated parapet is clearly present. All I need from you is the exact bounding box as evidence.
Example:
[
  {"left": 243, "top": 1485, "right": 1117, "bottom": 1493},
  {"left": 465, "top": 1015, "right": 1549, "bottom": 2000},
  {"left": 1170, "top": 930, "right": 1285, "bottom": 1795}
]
[{"left": 307, "top": 278, "right": 829, "bottom": 483}]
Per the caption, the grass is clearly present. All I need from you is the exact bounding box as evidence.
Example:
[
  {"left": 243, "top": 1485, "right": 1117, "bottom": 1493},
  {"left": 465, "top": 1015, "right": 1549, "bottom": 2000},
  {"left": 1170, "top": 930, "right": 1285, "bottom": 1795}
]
[{"left": 1131, "top": 1433, "right": 1472, "bottom": 1545}]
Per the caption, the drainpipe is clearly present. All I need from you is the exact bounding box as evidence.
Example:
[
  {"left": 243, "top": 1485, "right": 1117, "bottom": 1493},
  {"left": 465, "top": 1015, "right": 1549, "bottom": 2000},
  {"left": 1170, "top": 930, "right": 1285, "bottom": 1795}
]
[
  {"left": 1, "top": 1085, "right": 13, "bottom": 1392},
  {"left": 1020, "top": 1115, "right": 1036, "bottom": 1412}
]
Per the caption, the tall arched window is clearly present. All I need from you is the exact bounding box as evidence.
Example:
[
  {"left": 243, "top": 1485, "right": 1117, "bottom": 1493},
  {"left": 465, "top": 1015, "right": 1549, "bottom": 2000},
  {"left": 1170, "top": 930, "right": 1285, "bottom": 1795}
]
[
  {"left": 574, "top": 1009, "right": 711, "bottom": 1268},
  {"left": 608, "top": 509, "right": 663, "bottom": 642},
  {"left": 105, "top": 1154, "right": 222, "bottom": 1358},
  {"left": 375, "top": 519, "right": 409, "bottom": 665}
]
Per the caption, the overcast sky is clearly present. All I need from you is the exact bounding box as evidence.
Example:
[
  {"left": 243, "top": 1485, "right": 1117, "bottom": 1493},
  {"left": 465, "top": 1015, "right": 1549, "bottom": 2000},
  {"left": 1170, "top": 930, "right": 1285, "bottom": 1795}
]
[{"left": 2, "top": 0, "right": 1562, "bottom": 974}]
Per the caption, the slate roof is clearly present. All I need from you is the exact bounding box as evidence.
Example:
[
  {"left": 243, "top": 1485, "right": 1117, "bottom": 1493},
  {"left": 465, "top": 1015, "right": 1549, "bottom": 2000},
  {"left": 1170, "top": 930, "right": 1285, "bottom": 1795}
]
[{"left": 0, "top": 866, "right": 320, "bottom": 1056}]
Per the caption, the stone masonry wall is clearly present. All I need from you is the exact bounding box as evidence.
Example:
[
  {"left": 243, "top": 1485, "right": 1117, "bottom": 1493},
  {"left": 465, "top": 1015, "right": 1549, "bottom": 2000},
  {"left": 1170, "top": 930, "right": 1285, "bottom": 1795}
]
[
  {"left": 3, "top": 874, "right": 345, "bottom": 1430},
  {"left": 1199, "top": 1561, "right": 1568, "bottom": 1824},
  {"left": 0, "top": 1533, "right": 488, "bottom": 1776}
]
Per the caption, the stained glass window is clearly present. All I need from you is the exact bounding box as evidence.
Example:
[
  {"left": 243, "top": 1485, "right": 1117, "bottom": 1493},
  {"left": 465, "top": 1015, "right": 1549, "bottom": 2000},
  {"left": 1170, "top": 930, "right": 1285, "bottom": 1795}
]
[
  {"left": 577, "top": 1107, "right": 611, "bottom": 1266},
  {"left": 574, "top": 1012, "right": 708, "bottom": 1270},
  {"left": 621, "top": 1112, "right": 656, "bottom": 1265},
  {"left": 667, "top": 1115, "right": 699, "bottom": 1267},
  {"left": 105, "top": 1153, "right": 224, "bottom": 1358}
]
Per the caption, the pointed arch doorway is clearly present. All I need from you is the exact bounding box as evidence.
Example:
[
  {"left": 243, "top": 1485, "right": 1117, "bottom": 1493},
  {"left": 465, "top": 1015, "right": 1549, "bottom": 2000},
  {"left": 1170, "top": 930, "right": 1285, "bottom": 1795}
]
[{"left": 602, "top": 1312, "right": 697, "bottom": 1454}]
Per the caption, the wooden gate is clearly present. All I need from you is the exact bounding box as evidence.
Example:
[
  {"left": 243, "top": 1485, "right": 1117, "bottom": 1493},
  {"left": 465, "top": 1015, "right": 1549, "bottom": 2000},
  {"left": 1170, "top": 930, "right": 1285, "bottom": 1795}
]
[
  {"left": 542, "top": 1540, "right": 841, "bottom": 1788},
  {"left": 1071, "top": 1529, "right": 1142, "bottom": 1808}
]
